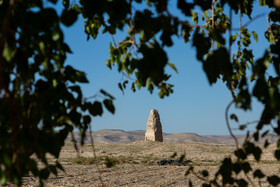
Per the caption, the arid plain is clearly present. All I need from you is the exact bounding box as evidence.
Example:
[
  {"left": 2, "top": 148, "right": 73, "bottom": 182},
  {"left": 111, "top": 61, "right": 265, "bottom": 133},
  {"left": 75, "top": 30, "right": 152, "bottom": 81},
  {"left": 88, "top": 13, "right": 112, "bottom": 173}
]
[{"left": 17, "top": 130, "right": 280, "bottom": 186}]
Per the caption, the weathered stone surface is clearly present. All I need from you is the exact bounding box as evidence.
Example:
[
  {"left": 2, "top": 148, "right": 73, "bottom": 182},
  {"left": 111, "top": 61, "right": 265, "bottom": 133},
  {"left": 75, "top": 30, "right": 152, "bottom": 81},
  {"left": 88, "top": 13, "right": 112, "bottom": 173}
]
[{"left": 145, "top": 109, "right": 163, "bottom": 142}]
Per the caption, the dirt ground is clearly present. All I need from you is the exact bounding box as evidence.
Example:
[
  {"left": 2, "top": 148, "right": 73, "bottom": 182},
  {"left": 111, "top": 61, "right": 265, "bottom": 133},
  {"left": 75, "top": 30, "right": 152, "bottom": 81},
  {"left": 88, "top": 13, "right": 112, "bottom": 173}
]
[{"left": 19, "top": 141, "right": 280, "bottom": 186}]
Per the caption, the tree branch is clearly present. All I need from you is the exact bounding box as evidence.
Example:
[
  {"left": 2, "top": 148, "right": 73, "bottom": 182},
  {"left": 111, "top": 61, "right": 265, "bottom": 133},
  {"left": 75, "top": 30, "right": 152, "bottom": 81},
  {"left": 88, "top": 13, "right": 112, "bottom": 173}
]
[
  {"left": 0, "top": 0, "right": 15, "bottom": 71},
  {"left": 232, "top": 13, "right": 266, "bottom": 31},
  {"left": 211, "top": 0, "right": 215, "bottom": 53},
  {"left": 267, "top": 9, "right": 276, "bottom": 43},
  {"left": 226, "top": 100, "right": 239, "bottom": 149}
]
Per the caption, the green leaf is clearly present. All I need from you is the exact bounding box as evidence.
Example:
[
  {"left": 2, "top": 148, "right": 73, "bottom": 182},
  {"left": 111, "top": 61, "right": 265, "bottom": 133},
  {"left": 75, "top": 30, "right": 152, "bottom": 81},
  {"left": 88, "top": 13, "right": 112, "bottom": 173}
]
[
  {"left": 277, "top": 139, "right": 280, "bottom": 149},
  {"left": 123, "top": 80, "right": 128, "bottom": 89},
  {"left": 259, "top": 0, "right": 266, "bottom": 6},
  {"left": 83, "top": 115, "right": 91, "bottom": 124},
  {"left": 203, "top": 47, "right": 232, "bottom": 84},
  {"left": 201, "top": 170, "right": 209, "bottom": 177},
  {"left": 0, "top": 175, "right": 6, "bottom": 185},
  {"left": 88, "top": 101, "right": 103, "bottom": 116},
  {"left": 103, "top": 99, "right": 115, "bottom": 114},
  {"left": 167, "top": 62, "right": 178, "bottom": 73},
  {"left": 253, "top": 146, "right": 262, "bottom": 161},
  {"left": 62, "top": 0, "right": 69, "bottom": 9},
  {"left": 204, "top": 10, "right": 208, "bottom": 18},
  {"left": 230, "top": 114, "right": 238, "bottom": 122},
  {"left": 76, "top": 71, "right": 88, "bottom": 83},
  {"left": 158, "top": 90, "right": 164, "bottom": 98},
  {"left": 241, "top": 162, "right": 252, "bottom": 173},
  {"left": 252, "top": 31, "right": 258, "bottom": 42},
  {"left": 131, "top": 82, "right": 136, "bottom": 92},
  {"left": 185, "top": 166, "right": 194, "bottom": 176},
  {"left": 234, "top": 149, "right": 247, "bottom": 160},
  {"left": 100, "top": 89, "right": 115, "bottom": 100},
  {"left": 275, "top": 150, "right": 280, "bottom": 160},
  {"left": 192, "top": 30, "right": 211, "bottom": 61},
  {"left": 253, "top": 169, "right": 265, "bottom": 178},
  {"left": 3, "top": 154, "right": 11, "bottom": 167},
  {"left": 39, "top": 168, "right": 50, "bottom": 179},
  {"left": 61, "top": 9, "right": 78, "bottom": 27},
  {"left": 239, "top": 125, "right": 246, "bottom": 130},
  {"left": 233, "top": 163, "right": 241, "bottom": 174},
  {"left": 236, "top": 179, "right": 248, "bottom": 186},
  {"left": 191, "top": 11, "right": 198, "bottom": 24},
  {"left": 106, "top": 60, "right": 112, "bottom": 69},
  {"left": 230, "top": 33, "right": 239, "bottom": 46},
  {"left": 267, "top": 175, "right": 280, "bottom": 186},
  {"left": 264, "top": 139, "right": 270, "bottom": 148},
  {"left": 3, "top": 45, "right": 14, "bottom": 62},
  {"left": 52, "top": 31, "right": 60, "bottom": 41},
  {"left": 118, "top": 82, "right": 124, "bottom": 94},
  {"left": 65, "top": 66, "right": 88, "bottom": 83},
  {"left": 261, "top": 130, "right": 269, "bottom": 137},
  {"left": 253, "top": 131, "right": 259, "bottom": 141},
  {"left": 270, "top": 11, "right": 280, "bottom": 22}
]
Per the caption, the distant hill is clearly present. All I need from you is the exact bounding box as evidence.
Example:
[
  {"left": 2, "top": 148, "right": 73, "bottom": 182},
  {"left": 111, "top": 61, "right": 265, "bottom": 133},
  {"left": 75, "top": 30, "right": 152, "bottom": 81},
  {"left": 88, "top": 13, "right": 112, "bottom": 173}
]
[{"left": 66, "top": 129, "right": 278, "bottom": 145}]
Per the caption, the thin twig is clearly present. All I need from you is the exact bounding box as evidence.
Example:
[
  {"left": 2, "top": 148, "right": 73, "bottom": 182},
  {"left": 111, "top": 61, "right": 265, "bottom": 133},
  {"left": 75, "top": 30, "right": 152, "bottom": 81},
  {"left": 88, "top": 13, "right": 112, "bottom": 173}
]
[
  {"left": 228, "top": 8, "right": 237, "bottom": 98},
  {"left": 121, "top": 72, "right": 135, "bottom": 81},
  {"left": 232, "top": 120, "right": 259, "bottom": 131},
  {"left": 110, "top": 33, "right": 118, "bottom": 48},
  {"left": 89, "top": 124, "right": 105, "bottom": 186},
  {"left": 258, "top": 179, "right": 262, "bottom": 187},
  {"left": 240, "top": 120, "right": 259, "bottom": 127},
  {"left": 83, "top": 94, "right": 101, "bottom": 101},
  {"left": 190, "top": 170, "right": 210, "bottom": 183},
  {"left": 194, "top": 9, "right": 206, "bottom": 16},
  {"left": 128, "top": 0, "right": 138, "bottom": 49},
  {"left": 244, "top": 170, "right": 255, "bottom": 187},
  {"left": 226, "top": 100, "right": 239, "bottom": 149},
  {"left": 83, "top": 90, "right": 105, "bottom": 101},
  {"left": 232, "top": 13, "right": 266, "bottom": 31},
  {"left": 243, "top": 13, "right": 266, "bottom": 28},
  {"left": 267, "top": 9, "right": 276, "bottom": 43},
  {"left": 238, "top": 6, "right": 242, "bottom": 52},
  {"left": 71, "top": 132, "right": 80, "bottom": 158}
]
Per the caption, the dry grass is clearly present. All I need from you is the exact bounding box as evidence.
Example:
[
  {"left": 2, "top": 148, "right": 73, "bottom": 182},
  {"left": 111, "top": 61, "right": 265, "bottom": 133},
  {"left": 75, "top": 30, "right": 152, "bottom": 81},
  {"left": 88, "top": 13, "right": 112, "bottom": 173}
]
[{"left": 20, "top": 141, "right": 280, "bottom": 186}]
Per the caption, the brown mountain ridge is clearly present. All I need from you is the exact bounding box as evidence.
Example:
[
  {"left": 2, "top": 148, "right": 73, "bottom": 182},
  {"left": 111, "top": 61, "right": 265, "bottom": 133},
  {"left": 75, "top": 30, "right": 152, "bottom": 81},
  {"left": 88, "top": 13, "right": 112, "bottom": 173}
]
[{"left": 67, "top": 129, "right": 278, "bottom": 145}]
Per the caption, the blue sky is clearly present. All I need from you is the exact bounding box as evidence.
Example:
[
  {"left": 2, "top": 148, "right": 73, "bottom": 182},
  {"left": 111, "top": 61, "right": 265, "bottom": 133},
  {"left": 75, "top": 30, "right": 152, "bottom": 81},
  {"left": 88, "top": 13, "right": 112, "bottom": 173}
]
[{"left": 62, "top": 1, "right": 270, "bottom": 135}]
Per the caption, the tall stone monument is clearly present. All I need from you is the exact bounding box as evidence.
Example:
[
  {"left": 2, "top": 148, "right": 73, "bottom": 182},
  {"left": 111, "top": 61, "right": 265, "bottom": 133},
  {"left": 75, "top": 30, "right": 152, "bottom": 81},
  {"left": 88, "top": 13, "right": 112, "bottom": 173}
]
[{"left": 145, "top": 109, "right": 163, "bottom": 142}]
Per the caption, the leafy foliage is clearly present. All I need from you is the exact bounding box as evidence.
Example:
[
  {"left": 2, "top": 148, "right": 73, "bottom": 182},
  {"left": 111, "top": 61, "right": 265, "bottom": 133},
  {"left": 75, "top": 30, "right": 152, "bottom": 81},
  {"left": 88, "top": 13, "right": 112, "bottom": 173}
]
[
  {"left": 1, "top": 0, "right": 280, "bottom": 186},
  {"left": 0, "top": 0, "right": 114, "bottom": 185}
]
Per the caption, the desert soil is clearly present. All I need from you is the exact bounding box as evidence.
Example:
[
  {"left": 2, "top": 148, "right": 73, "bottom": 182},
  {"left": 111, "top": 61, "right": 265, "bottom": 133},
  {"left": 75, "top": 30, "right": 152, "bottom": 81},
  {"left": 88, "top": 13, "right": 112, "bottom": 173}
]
[{"left": 18, "top": 141, "right": 280, "bottom": 186}]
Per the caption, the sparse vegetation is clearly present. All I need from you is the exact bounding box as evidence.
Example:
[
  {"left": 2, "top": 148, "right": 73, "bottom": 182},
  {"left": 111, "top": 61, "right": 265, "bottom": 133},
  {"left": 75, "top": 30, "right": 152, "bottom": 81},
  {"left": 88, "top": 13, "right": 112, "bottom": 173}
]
[
  {"left": 19, "top": 141, "right": 280, "bottom": 186},
  {"left": 70, "top": 157, "right": 97, "bottom": 165},
  {"left": 104, "top": 157, "right": 119, "bottom": 168},
  {"left": 70, "top": 155, "right": 162, "bottom": 166}
]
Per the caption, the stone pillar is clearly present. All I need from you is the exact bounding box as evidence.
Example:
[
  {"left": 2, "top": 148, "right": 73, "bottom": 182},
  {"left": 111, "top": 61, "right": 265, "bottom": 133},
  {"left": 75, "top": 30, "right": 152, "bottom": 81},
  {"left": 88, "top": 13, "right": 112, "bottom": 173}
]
[{"left": 145, "top": 109, "right": 163, "bottom": 142}]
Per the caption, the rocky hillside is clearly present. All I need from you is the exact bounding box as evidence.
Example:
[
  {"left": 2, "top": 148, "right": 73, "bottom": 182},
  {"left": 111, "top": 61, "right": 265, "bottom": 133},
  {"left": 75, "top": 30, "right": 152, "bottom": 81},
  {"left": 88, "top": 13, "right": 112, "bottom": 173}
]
[{"left": 66, "top": 129, "right": 278, "bottom": 145}]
